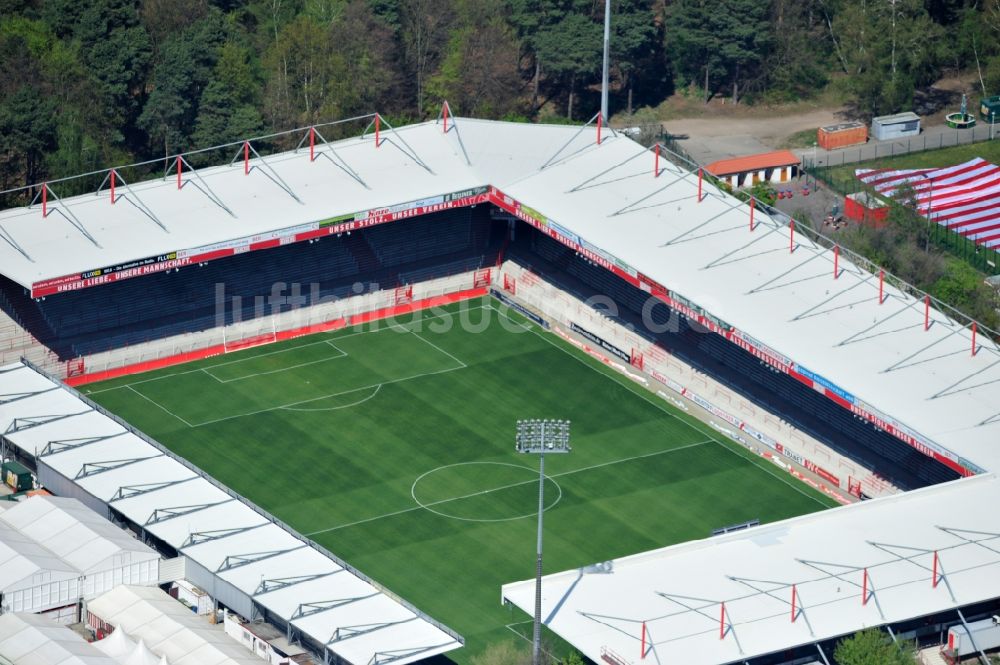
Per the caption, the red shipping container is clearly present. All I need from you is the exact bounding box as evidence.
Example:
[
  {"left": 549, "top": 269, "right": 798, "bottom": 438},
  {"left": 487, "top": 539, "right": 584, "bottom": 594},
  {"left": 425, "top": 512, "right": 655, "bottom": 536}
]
[
  {"left": 818, "top": 122, "right": 868, "bottom": 150},
  {"left": 844, "top": 192, "right": 889, "bottom": 226}
]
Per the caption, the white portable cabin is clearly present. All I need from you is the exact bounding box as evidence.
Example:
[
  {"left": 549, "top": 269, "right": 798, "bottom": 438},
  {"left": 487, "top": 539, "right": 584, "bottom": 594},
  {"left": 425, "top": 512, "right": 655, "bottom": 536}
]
[{"left": 871, "top": 112, "right": 921, "bottom": 140}]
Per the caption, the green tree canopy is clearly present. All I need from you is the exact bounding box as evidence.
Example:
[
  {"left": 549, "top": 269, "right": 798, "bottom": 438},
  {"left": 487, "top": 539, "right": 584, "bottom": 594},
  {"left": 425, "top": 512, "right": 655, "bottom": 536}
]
[
  {"left": 535, "top": 6, "right": 601, "bottom": 119},
  {"left": 833, "top": 628, "right": 918, "bottom": 665}
]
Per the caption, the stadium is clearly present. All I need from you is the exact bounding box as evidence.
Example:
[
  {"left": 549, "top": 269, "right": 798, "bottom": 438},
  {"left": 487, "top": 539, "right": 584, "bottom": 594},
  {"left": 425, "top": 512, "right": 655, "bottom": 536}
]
[{"left": 0, "top": 109, "right": 998, "bottom": 665}]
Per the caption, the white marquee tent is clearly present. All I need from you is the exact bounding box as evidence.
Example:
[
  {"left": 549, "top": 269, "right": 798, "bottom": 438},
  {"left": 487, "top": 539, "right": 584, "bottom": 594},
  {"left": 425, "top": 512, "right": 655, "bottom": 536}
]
[
  {"left": 0, "top": 495, "right": 158, "bottom": 617},
  {"left": 0, "top": 612, "right": 120, "bottom": 665},
  {"left": 86, "top": 585, "right": 263, "bottom": 665},
  {"left": 0, "top": 520, "right": 81, "bottom": 615},
  {"left": 0, "top": 495, "right": 159, "bottom": 596}
]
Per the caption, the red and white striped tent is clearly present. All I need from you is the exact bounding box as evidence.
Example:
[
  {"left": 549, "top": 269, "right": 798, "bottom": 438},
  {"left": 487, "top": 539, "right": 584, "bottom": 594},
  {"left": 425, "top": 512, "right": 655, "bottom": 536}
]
[{"left": 856, "top": 157, "right": 1000, "bottom": 248}]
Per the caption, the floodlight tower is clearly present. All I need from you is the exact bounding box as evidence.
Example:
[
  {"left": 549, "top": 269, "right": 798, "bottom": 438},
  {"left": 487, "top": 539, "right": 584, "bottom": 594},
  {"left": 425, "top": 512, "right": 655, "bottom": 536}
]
[{"left": 516, "top": 419, "right": 571, "bottom": 665}]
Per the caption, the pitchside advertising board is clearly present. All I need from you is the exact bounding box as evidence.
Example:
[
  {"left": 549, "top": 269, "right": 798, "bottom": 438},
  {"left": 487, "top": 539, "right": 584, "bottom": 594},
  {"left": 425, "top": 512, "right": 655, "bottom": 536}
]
[
  {"left": 569, "top": 323, "right": 632, "bottom": 363},
  {"left": 30, "top": 186, "right": 491, "bottom": 298}
]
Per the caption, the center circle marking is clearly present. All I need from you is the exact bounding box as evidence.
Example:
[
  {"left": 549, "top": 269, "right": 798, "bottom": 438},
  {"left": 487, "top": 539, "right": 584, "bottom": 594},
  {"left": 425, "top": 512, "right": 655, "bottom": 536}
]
[{"left": 411, "top": 461, "right": 563, "bottom": 522}]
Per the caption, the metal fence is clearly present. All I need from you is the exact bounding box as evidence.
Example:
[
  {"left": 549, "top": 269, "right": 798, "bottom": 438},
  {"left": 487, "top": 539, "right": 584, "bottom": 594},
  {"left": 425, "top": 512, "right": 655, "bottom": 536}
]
[{"left": 803, "top": 121, "right": 999, "bottom": 170}]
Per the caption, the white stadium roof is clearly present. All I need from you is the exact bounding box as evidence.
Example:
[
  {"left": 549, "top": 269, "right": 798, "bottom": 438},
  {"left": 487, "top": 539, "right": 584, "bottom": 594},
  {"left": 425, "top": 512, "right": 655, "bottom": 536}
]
[
  {"left": 1, "top": 116, "right": 999, "bottom": 663},
  {"left": 0, "top": 361, "right": 462, "bottom": 665},
  {"left": 503, "top": 473, "right": 1000, "bottom": 665}
]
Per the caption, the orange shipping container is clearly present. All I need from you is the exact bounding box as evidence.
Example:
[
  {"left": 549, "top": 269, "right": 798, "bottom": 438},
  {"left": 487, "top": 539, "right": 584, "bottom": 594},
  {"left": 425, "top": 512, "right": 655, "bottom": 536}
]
[{"left": 817, "top": 122, "right": 867, "bottom": 150}]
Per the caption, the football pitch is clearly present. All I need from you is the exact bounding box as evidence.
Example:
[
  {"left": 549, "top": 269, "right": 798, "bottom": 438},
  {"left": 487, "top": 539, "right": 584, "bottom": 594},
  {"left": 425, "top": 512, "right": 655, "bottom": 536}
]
[{"left": 84, "top": 297, "right": 837, "bottom": 661}]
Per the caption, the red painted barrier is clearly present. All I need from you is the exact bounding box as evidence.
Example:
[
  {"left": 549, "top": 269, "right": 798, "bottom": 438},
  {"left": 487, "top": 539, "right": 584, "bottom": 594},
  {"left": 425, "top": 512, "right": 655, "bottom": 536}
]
[
  {"left": 65, "top": 287, "right": 488, "bottom": 386},
  {"left": 350, "top": 287, "right": 487, "bottom": 324}
]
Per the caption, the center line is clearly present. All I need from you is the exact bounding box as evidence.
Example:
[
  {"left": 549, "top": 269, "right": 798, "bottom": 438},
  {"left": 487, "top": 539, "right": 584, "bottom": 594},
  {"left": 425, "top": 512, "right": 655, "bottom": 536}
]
[{"left": 303, "top": 439, "right": 712, "bottom": 536}]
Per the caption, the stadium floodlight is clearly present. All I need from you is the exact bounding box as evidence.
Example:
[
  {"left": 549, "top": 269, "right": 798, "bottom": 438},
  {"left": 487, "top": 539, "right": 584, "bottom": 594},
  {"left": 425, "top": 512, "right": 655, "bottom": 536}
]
[{"left": 515, "top": 419, "right": 571, "bottom": 665}]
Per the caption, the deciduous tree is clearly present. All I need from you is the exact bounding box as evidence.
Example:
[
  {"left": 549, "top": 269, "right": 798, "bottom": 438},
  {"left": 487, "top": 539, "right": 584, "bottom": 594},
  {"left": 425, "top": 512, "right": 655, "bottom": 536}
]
[{"left": 833, "top": 628, "right": 918, "bottom": 665}]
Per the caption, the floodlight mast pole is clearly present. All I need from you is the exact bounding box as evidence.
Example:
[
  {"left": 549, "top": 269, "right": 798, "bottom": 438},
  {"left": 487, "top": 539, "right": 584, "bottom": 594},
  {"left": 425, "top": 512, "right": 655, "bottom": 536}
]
[
  {"left": 533, "top": 444, "right": 545, "bottom": 665},
  {"left": 516, "top": 419, "right": 571, "bottom": 665},
  {"left": 601, "top": 0, "right": 610, "bottom": 124}
]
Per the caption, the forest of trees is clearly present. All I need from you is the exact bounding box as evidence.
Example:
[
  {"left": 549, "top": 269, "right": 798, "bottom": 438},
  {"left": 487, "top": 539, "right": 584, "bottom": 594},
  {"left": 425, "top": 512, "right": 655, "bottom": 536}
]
[{"left": 1, "top": 0, "right": 1000, "bottom": 193}]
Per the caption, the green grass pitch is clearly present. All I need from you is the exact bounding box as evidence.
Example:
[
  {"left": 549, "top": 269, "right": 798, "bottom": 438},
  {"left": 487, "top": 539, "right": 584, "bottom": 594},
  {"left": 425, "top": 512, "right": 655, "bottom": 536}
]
[{"left": 84, "top": 297, "right": 837, "bottom": 661}]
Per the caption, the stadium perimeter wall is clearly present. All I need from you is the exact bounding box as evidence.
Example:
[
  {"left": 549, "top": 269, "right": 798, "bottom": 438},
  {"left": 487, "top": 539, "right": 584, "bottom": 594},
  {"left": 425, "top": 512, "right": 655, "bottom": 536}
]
[
  {"left": 57, "top": 269, "right": 491, "bottom": 386},
  {"left": 497, "top": 260, "right": 896, "bottom": 502}
]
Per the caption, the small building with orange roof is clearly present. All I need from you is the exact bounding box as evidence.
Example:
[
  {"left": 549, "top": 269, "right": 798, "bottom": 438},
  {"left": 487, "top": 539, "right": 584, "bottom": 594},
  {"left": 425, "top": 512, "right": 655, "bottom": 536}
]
[{"left": 705, "top": 149, "right": 801, "bottom": 189}]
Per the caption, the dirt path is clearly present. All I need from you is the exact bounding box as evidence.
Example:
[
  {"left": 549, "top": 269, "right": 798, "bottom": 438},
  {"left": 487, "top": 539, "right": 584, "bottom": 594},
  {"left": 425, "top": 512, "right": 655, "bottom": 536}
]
[
  {"left": 663, "top": 108, "right": 843, "bottom": 143},
  {"left": 662, "top": 108, "right": 846, "bottom": 164}
]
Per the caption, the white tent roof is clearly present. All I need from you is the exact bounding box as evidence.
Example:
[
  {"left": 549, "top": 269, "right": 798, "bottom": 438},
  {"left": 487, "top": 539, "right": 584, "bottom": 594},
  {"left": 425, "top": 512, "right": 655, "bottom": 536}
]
[
  {"left": 87, "top": 586, "right": 255, "bottom": 665},
  {"left": 503, "top": 472, "right": 1000, "bottom": 665},
  {"left": 3, "top": 409, "right": 128, "bottom": 458},
  {"left": 0, "top": 613, "right": 122, "bottom": 665},
  {"left": 35, "top": 434, "right": 163, "bottom": 483},
  {"left": 0, "top": 495, "right": 158, "bottom": 574},
  {"left": 142, "top": 501, "right": 267, "bottom": 548},
  {"left": 121, "top": 640, "right": 163, "bottom": 665},
  {"left": 0, "top": 521, "right": 79, "bottom": 593},
  {"left": 93, "top": 625, "right": 137, "bottom": 660},
  {"left": 0, "top": 362, "right": 462, "bottom": 664}
]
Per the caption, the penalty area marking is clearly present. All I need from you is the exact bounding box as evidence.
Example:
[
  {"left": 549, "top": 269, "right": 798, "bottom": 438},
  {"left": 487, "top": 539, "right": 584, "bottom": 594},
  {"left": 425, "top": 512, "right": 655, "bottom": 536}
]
[
  {"left": 280, "top": 384, "right": 382, "bottom": 412},
  {"left": 83, "top": 304, "right": 489, "bottom": 396},
  {"left": 410, "top": 461, "right": 562, "bottom": 523},
  {"left": 94, "top": 321, "right": 470, "bottom": 427},
  {"left": 201, "top": 340, "right": 347, "bottom": 384},
  {"left": 187, "top": 352, "right": 466, "bottom": 427}
]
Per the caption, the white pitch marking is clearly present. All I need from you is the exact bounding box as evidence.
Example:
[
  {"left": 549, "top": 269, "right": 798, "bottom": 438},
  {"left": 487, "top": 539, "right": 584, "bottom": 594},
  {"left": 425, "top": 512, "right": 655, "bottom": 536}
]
[
  {"left": 187, "top": 361, "right": 466, "bottom": 428},
  {"left": 280, "top": 384, "right": 383, "bottom": 412},
  {"left": 409, "top": 330, "right": 467, "bottom": 369},
  {"left": 127, "top": 385, "right": 195, "bottom": 428},
  {"left": 202, "top": 340, "right": 348, "bottom": 383}
]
